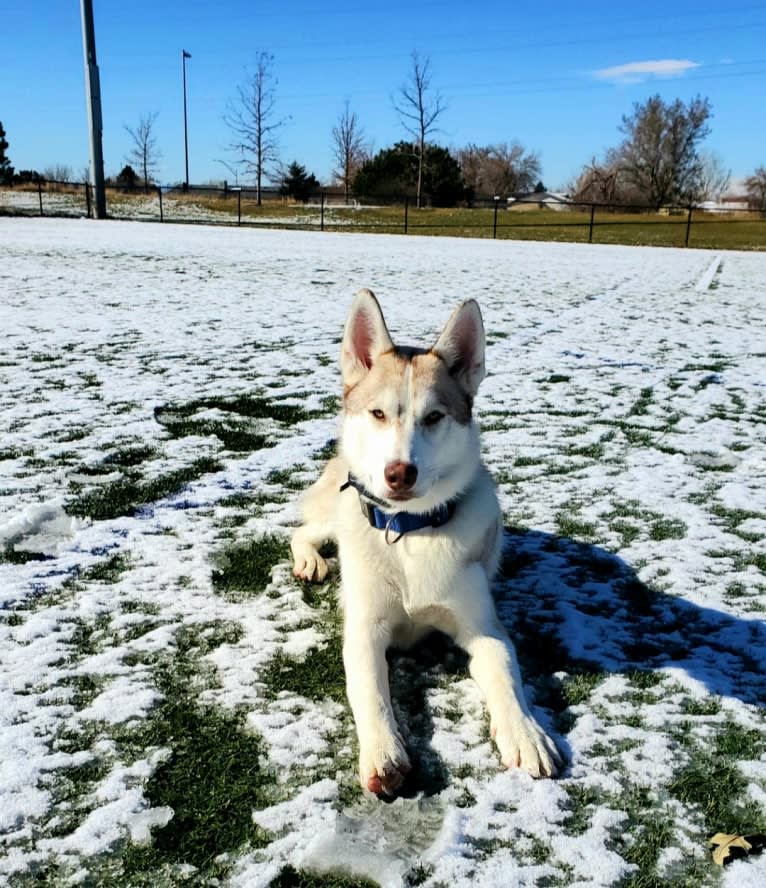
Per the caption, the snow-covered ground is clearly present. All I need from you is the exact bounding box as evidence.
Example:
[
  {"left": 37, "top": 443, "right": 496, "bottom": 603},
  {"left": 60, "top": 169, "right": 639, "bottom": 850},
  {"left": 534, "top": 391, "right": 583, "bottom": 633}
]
[{"left": 1, "top": 217, "right": 765, "bottom": 886}]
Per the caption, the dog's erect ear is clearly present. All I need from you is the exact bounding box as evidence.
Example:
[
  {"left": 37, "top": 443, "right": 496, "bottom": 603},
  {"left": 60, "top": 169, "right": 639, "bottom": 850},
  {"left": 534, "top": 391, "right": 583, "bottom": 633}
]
[
  {"left": 341, "top": 288, "right": 394, "bottom": 386},
  {"left": 432, "top": 300, "right": 486, "bottom": 397}
]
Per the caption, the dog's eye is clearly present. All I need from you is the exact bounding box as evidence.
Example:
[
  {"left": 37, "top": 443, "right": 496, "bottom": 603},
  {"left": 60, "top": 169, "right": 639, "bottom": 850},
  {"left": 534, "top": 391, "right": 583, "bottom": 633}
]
[
  {"left": 424, "top": 410, "right": 444, "bottom": 426},
  {"left": 370, "top": 409, "right": 385, "bottom": 421}
]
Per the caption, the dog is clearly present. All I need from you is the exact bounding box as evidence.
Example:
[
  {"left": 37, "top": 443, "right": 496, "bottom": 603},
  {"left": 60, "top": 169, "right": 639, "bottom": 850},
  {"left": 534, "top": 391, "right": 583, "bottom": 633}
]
[{"left": 290, "top": 289, "right": 561, "bottom": 795}]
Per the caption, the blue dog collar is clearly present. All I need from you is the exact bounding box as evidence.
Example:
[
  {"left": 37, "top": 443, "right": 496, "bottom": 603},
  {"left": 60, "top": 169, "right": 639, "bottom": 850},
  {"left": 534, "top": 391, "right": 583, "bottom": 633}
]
[{"left": 340, "top": 474, "right": 457, "bottom": 543}]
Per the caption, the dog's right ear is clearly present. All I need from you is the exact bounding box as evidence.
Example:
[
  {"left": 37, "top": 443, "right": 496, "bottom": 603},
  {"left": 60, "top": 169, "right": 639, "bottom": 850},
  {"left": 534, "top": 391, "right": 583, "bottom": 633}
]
[{"left": 341, "top": 288, "right": 394, "bottom": 386}]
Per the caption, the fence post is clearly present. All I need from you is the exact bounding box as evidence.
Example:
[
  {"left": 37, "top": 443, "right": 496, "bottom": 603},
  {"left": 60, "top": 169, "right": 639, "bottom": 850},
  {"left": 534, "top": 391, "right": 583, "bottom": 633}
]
[
  {"left": 157, "top": 186, "right": 163, "bottom": 222},
  {"left": 493, "top": 198, "right": 499, "bottom": 239},
  {"left": 685, "top": 205, "right": 693, "bottom": 247},
  {"left": 589, "top": 204, "right": 595, "bottom": 243},
  {"left": 404, "top": 196, "right": 409, "bottom": 234},
  {"left": 85, "top": 181, "right": 91, "bottom": 218},
  {"left": 38, "top": 180, "right": 44, "bottom": 216},
  {"left": 320, "top": 191, "right": 325, "bottom": 232},
  {"left": 237, "top": 189, "right": 242, "bottom": 226}
]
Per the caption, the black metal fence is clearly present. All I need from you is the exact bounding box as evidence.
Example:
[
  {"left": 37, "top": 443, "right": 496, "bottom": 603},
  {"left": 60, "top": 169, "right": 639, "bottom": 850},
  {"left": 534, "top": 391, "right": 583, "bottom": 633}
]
[{"left": 1, "top": 178, "right": 763, "bottom": 250}]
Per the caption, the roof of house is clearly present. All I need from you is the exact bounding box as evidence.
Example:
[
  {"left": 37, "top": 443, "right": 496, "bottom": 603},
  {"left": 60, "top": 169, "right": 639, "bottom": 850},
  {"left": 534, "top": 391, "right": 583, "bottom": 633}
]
[{"left": 509, "top": 190, "right": 571, "bottom": 203}]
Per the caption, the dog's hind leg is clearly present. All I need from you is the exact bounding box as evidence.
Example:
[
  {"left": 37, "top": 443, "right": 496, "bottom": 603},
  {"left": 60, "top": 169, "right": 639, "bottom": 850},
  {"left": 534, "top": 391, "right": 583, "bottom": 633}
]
[{"left": 290, "top": 457, "right": 343, "bottom": 582}]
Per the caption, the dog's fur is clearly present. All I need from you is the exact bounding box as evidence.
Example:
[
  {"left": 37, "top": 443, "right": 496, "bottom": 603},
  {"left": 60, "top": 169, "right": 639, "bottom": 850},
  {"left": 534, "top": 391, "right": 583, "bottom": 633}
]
[{"left": 291, "top": 289, "right": 560, "bottom": 795}]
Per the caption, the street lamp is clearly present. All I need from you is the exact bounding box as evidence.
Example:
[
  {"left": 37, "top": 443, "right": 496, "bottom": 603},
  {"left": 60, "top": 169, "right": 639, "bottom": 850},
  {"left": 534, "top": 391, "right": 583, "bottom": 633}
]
[{"left": 182, "top": 49, "right": 191, "bottom": 190}]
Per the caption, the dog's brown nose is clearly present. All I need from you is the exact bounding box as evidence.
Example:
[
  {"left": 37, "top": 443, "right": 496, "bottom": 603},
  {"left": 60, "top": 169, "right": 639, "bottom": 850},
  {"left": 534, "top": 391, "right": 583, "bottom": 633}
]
[{"left": 384, "top": 461, "right": 418, "bottom": 491}]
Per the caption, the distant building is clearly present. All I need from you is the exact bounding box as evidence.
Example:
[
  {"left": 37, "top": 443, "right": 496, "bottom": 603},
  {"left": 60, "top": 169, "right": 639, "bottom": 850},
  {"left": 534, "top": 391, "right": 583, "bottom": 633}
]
[
  {"left": 697, "top": 193, "right": 750, "bottom": 213},
  {"left": 507, "top": 191, "right": 572, "bottom": 211}
]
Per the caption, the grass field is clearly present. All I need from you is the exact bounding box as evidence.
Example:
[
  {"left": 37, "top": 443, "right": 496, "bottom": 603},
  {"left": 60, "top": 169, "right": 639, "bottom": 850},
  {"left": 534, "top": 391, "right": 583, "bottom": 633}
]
[
  {"left": 1, "top": 218, "right": 766, "bottom": 887},
  {"left": 2, "top": 184, "right": 764, "bottom": 251}
]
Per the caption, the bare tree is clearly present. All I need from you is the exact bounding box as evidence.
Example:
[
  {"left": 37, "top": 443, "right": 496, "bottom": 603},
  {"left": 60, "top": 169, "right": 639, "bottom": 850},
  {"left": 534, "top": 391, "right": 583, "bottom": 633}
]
[
  {"left": 571, "top": 157, "right": 626, "bottom": 204},
  {"left": 456, "top": 143, "right": 541, "bottom": 198},
  {"left": 224, "top": 53, "right": 287, "bottom": 206},
  {"left": 331, "top": 101, "right": 368, "bottom": 204},
  {"left": 695, "top": 152, "right": 731, "bottom": 203},
  {"left": 393, "top": 51, "right": 446, "bottom": 208},
  {"left": 125, "top": 112, "right": 161, "bottom": 192},
  {"left": 744, "top": 166, "right": 766, "bottom": 210},
  {"left": 615, "top": 94, "right": 712, "bottom": 207},
  {"left": 42, "top": 164, "right": 73, "bottom": 183}
]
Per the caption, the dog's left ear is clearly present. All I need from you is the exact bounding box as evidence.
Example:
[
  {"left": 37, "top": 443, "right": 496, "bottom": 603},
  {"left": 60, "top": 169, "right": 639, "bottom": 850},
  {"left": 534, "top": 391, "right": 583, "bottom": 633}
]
[{"left": 432, "top": 300, "right": 486, "bottom": 397}]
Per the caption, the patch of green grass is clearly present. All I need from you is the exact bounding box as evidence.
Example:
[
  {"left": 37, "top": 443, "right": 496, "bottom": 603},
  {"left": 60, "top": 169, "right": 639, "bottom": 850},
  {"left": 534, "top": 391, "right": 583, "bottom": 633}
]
[
  {"left": 313, "top": 438, "right": 338, "bottom": 461},
  {"left": 710, "top": 504, "right": 764, "bottom": 541},
  {"left": 627, "top": 670, "right": 664, "bottom": 690},
  {"left": 561, "top": 671, "right": 605, "bottom": 705},
  {"left": 649, "top": 518, "right": 687, "bottom": 542},
  {"left": 261, "top": 634, "right": 346, "bottom": 704},
  {"left": 668, "top": 722, "right": 766, "bottom": 836},
  {"left": 566, "top": 442, "right": 606, "bottom": 460},
  {"left": 272, "top": 866, "right": 379, "bottom": 887},
  {"left": 211, "top": 534, "right": 290, "bottom": 599},
  {"left": 83, "top": 552, "right": 130, "bottom": 583},
  {"left": 266, "top": 465, "right": 308, "bottom": 490},
  {"left": 0, "top": 547, "right": 53, "bottom": 564},
  {"left": 610, "top": 519, "right": 641, "bottom": 547},
  {"left": 555, "top": 513, "right": 597, "bottom": 540},
  {"left": 154, "top": 393, "right": 332, "bottom": 453},
  {"left": 95, "top": 620, "right": 277, "bottom": 882},
  {"left": 621, "top": 426, "right": 656, "bottom": 447},
  {"left": 629, "top": 387, "right": 654, "bottom": 417},
  {"left": 562, "top": 783, "right": 603, "bottom": 835},
  {"left": 681, "top": 697, "right": 722, "bottom": 716},
  {"left": 66, "top": 457, "right": 222, "bottom": 520},
  {"left": 724, "top": 582, "right": 748, "bottom": 600},
  {"left": 0, "top": 446, "right": 33, "bottom": 461},
  {"left": 741, "top": 552, "right": 766, "bottom": 575},
  {"left": 68, "top": 613, "right": 112, "bottom": 658},
  {"left": 102, "top": 445, "right": 159, "bottom": 467}
]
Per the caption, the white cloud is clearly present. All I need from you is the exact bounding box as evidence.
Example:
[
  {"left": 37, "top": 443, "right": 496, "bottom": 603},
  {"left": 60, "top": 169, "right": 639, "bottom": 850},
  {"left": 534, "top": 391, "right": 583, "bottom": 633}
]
[{"left": 593, "top": 59, "right": 701, "bottom": 84}]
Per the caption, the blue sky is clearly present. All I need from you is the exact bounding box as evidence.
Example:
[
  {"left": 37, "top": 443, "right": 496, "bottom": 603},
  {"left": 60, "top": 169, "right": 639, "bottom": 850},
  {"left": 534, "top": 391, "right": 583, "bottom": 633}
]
[{"left": 1, "top": 1, "right": 764, "bottom": 190}]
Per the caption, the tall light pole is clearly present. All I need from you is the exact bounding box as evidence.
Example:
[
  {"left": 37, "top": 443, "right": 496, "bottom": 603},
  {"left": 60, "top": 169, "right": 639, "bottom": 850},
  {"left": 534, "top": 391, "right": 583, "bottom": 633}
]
[
  {"left": 80, "top": 0, "right": 106, "bottom": 218},
  {"left": 182, "top": 49, "right": 191, "bottom": 191}
]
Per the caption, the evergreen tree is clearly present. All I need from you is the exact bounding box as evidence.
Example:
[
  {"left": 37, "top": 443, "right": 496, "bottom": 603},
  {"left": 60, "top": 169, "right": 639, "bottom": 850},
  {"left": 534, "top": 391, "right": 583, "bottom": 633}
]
[
  {"left": 354, "top": 142, "right": 464, "bottom": 207},
  {"left": 279, "top": 161, "right": 319, "bottom": 202},
  {"left": 0, "top": 121, "right": 14, "bottom": 184},
  {"left": 115, "top": 165, "right": 139, "bottom": 191}
]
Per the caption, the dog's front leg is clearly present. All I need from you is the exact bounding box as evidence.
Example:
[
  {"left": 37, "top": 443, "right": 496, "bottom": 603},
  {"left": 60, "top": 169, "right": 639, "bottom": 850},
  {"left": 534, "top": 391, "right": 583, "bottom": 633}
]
[
  {"left": 448, "top": 564, "right": 562, "bottom": 778},
  {"left": 342, "top": 600, "right": 410, "bottom": 796}
]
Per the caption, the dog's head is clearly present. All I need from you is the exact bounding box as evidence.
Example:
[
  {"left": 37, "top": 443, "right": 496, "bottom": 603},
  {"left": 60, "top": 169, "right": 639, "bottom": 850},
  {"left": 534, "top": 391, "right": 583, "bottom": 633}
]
[{"left": 339, "top": 288, "right": 486, "bottom": 511}]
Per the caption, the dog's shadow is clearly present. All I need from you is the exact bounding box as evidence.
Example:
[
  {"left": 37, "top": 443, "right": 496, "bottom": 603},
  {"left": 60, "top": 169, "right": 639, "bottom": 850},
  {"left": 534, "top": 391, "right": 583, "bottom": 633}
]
[{"left": 386, "top": 526, "right": 766, "bottom": 798}]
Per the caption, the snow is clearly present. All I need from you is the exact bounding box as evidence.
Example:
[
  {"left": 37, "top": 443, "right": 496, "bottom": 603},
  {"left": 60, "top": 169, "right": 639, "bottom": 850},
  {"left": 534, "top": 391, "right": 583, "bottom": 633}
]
[{"left": 1, "top": 217, "right": 765, "bottom": 885}]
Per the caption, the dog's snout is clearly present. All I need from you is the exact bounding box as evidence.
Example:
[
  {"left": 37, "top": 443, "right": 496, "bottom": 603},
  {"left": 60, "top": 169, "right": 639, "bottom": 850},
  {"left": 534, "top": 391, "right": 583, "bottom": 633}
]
[{"left": 384, "top": 461, "right": 418, "bottom": 492}]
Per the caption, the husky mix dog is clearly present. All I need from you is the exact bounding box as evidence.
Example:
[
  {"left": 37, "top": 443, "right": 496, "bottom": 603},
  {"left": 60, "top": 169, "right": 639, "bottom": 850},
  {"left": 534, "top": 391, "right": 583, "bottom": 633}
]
[{"left": 291, "top": 289, "right": 561, "bottom": 795}]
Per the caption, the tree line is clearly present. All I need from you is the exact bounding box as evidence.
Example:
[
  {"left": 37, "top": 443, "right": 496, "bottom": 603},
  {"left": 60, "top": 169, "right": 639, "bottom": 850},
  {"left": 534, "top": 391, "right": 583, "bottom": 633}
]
[{"left": 2, "top": 50, "right": 765, "bottom": 211}]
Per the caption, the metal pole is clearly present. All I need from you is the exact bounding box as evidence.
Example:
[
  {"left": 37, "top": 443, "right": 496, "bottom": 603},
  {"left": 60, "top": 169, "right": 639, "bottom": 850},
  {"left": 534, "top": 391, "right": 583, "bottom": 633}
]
[
  {"left": 38, "top": 180, "right": 43, "bottom": 216},
  {"left": 320, "top": 191, "right": 325, "bottom": 231},
  {"left": 589, "top": 203, "right": 595, "bottom": 243},
  {"left": 182, "top": 50, "right": 191, "bottom": 191},
  {"left": 685, "top": 205, "right": 693, "bottom": 247},
  {"left": 85, "top": 180, "right": 91, "bottom": 217},
  {"left": 237, "top": 189, "right": 241, "bottom": 226},
  {"left": 493, "top": 198, "right": 499, "bottom": 239},
  {"left": 80, "top": 0, "right": 106, "bottom": 218},
  {"left": 157, "top": 185, "right": 163, "bottom": 222}
]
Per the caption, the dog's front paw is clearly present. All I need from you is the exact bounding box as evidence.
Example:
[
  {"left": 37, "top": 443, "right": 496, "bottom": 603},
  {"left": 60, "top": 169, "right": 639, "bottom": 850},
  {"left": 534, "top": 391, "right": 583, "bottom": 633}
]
[
  {"left": 291, "top": 546, "right": 328, "bottom": 582},
  {"left": 492, "top": 713, "right": 562, "bottom": 778},
  {"left": 358, "top": 731, "right": 411, "bottom": 796}
]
